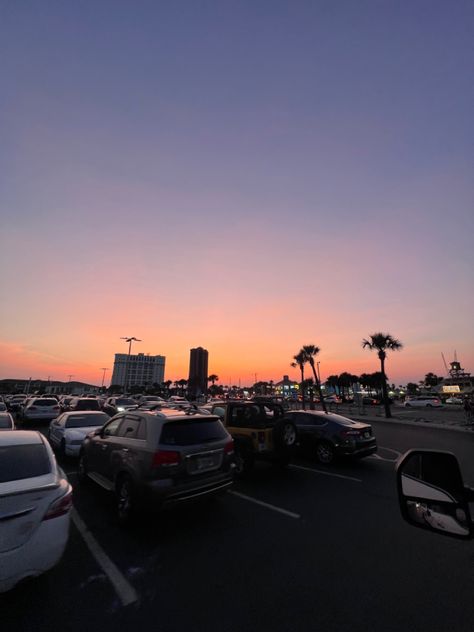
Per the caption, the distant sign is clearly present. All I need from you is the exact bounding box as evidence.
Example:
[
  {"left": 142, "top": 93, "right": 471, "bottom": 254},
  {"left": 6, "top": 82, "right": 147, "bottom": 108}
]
[{"left": 442, "top": 385, "right": 461, "bottom": 393}]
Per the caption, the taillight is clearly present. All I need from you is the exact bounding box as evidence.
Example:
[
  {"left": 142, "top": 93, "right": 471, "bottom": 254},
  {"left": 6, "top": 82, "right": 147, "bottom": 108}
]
[
  {"left": 43, "top": 488, "right": 73, "bottom": 521},
  {"left": 152, "top": 450, "right": 181, "bottom": 467},
  {"left": 224, "top": 440, "right": 234, "bottom": 455},
  {"left": 341, "top": 430, "right": 360, "bottom": 439}
]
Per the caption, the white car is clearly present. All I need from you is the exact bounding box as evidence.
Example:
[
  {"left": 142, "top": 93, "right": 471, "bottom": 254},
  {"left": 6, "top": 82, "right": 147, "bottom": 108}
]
[
  {"left": 445, "top": 397, "right": 463, "bottom": 405},
  {"left": 22, "top": 398, "right": 61, "bottom": 422},
  {"left": 0, "top": 413, "right": 15, "bottom": 430},
  {"left": 48, "top": 411, "right": 109, "bottom": 457},
  {"left": 0, "top": 431, "right": 72, "bottom": 593},
  {"left": 404, "top": 396, "right": 443, "bottom": 408}
]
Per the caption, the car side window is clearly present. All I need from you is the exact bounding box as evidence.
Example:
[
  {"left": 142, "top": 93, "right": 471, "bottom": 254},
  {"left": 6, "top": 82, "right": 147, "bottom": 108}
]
[
  {"left": 103, "top": 416, "right": 124, "bottom": 436},
  {"left": 308, "top": 415, "right": 326, "bottom": 426},
  {"left": 117, "top": 416, "right": 142, "bottom": 439}
]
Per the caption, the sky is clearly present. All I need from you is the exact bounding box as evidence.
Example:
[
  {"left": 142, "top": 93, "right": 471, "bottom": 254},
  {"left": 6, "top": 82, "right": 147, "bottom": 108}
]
[{"left": 1, "top": 0, "right": 473, "bottom": 387}]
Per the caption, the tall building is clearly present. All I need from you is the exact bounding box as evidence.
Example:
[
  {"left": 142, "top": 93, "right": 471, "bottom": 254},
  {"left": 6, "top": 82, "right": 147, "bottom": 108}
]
[
  {"left": 111, "top": 353, "right": 165, "bottom": 390},
  {"left": 188, "top": 347, "right": 208, "bottom": 398}
]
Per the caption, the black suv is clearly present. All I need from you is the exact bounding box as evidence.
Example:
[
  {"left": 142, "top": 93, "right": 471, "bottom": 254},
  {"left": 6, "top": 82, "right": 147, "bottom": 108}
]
[{"left": 79, "top": 408, "right": 235, "bottom": 523}]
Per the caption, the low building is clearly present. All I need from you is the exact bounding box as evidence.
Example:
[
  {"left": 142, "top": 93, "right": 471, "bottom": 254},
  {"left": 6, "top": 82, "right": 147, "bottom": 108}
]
[{"left": 274, "top": 375, "right": 299, "bottom": 397}]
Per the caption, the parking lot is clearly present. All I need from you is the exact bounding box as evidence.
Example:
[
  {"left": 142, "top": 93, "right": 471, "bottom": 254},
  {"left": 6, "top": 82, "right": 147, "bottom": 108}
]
[{"left": 3, "top": 414, "right": 474, "bottom": 632}]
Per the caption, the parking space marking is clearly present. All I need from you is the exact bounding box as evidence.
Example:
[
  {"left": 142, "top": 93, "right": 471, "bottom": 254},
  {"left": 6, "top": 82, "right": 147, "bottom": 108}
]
[
  {"left": 289, "top": 464, "right": 362, "bottom": 482},
  {"left": 71, "top": 508, "right": 139, "bottom": 607},
  {"left": 228, "top": 491, "right": 300, "bottom": 519}
]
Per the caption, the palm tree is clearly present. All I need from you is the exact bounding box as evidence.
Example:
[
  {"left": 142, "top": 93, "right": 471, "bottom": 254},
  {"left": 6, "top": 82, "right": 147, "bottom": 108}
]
[
  {"left": 208, "top": 374, "right": 219, "bottom": 386},
  {"left": 291, "top": 351, "right": 307, "bottom": 410},
  {"left": 301, "top": 344, "right": 328, "bottom": 414},
  {"left": 362, "top": 333, "right": 403, "bottom": 418}
]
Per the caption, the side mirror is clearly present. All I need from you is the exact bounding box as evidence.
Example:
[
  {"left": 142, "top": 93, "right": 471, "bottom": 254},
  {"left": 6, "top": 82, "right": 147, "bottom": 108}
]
[
  {"left": 93, "top": 427, "right": 103, "bottom": 436},
  {"left": 396, "top": 450, "right": 473, "bottom": 539}
]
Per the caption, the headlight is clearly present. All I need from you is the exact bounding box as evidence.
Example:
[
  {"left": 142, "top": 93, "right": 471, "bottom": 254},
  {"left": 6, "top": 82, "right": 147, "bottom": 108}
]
[{"left": 117, "top": 407, "right": 125, "bottom": 411}]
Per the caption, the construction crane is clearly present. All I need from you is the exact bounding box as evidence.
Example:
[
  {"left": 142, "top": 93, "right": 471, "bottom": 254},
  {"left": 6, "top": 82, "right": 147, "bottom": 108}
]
[{"left": 441, "top": 352, "right": 449, "bottom": 376}]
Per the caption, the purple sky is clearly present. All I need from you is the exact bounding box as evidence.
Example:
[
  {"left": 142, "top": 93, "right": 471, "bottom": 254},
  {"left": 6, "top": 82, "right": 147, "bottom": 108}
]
[{"left": 1, "top": 1, "right": 473, "bottom": 385}]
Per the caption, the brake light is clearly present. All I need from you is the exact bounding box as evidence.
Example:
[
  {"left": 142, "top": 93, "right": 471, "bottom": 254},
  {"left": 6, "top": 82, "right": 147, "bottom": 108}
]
[
  {"left": 43, "top": 488, "right": 73, "bottom": 521},
  {"left": 224, "top": 440, "right": 234, "bottom": 455},
  {"left": 341, "top": 430, "right": 360, "bottom": 438},
  {"left": 152, "top": 450, "right": 181, "bottom": 467}
]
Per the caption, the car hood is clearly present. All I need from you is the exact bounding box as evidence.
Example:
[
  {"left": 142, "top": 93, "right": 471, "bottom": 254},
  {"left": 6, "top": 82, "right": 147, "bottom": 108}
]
[{"left": 64, "top": 426, "right": 102, "bottom": 441}]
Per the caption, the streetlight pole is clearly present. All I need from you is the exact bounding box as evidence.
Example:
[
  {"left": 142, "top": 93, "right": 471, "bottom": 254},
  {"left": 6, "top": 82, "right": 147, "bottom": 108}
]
[
  {"left": 120, "top": 336, "right": 142, "bottom": 394},
  {"left": 100, "top": 368, "right": 109, "bottom": 388}
]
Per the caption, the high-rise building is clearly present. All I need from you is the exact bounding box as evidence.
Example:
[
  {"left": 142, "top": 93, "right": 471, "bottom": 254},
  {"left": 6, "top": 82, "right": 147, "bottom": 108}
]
[
  {"left": 111, "top": 352, "right": 165, "bottom": 390},
  {"left": 188, "top": 347, "right": 208, "bottom": 398}
]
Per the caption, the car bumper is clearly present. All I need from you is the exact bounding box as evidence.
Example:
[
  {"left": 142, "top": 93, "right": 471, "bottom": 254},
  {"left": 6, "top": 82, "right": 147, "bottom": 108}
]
[
  {"left": 143, "top": 471, "right": 234, "bottom": 506},
  {"left": 0, "top": 512, "right": 70, "bottom": 593},
  {"left": 23, "top": 413, "right": 59, "bottom": 421},
  {"left": 336, "top": 441, "right": 377, "bottom": 458}
]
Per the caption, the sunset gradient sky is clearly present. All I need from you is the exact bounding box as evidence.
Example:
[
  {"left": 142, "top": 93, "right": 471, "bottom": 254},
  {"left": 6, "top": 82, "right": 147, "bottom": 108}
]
[{"left": 1, "top": 1, "right": 473, "bottom": 386}]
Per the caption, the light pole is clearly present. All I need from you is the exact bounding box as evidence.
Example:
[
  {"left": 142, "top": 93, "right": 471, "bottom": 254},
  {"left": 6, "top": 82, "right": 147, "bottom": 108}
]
[
  {"left": 100, "top": 368, "right": 109, "bottom": 388},
  {"left": 120, "top": 336, "right": 142, "bottom": 394}
]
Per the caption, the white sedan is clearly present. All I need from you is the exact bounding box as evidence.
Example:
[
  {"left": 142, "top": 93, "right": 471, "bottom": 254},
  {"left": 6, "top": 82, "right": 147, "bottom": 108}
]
[
  {"left": 0, "top": 431, "right": 72, "bottom": 593},
  {"left": 48, "top": 411, "right": 109, "bottom": 457},
  {"left": 404, "top": 396, "right": 443, "bottom": 408}
]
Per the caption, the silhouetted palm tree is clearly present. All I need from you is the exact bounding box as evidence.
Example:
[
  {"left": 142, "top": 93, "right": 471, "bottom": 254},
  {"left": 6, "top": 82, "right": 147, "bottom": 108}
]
[
  {"left": 291, "top": 351, "right": 307, "bottom": 410},
  {"left": 301, "top": 344, "right": 327, "bottom": 414},
  {"left": 362, "top": 333, "right": 403, "bottom": 418},
  {"left": 208, "top": 374, "right": 219, "bottom": 386}
]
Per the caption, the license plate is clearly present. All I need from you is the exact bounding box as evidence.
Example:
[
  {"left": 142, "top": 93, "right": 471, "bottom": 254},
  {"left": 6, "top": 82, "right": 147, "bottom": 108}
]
[
  {"left": 188, "top": 452, "right": 222, "bottom": 474},
  {"left": 197, "top": 456, "right": 217, "bottom": 470}
]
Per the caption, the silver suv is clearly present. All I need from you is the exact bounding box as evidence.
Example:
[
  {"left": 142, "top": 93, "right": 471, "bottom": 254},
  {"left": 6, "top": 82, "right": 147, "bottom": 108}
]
[{"left": 78, "top": 408, "right": 235, "bottom": 523}]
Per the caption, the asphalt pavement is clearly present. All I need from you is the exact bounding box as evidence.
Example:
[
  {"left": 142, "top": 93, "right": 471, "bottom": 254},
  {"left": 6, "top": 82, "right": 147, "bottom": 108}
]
[{"left": 3, "top": 411, "right": 474, "bottom": 632}]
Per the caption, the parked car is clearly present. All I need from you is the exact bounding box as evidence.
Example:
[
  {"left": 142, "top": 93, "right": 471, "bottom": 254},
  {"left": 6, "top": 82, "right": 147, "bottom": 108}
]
[
  {"left": 7, "top": 394, "right": 27, "bottom": 413},
  {"left": 68, "top": 397, "right": 102, "bottom": 412},
  {"left": 404, "top": 396, "right": 443, "bottom": 408},
  {"left": 48, "top": 411, "right": 109, "bottom": 457},
  {"left": 323, "top": 395, "right": 342, "bottom": 404},
  {"left": 445, "top": 397, "right": 463, "bottom": 405},
  {"left": 137, "top": 395, "right": 166, "bottom": 406},
  {"left": 102, "top": 397, "right": 138, "bottom": 416},
  {"left": 209, "top": 400, "right": 297, "bottom": 474},
  {"left": 0, "top": 402, "right": 8, "bottom": 412},
  {"left": 0, "top": 413, "right": 15, "bottom": 430},
  {"left": 78, "top": 408, "right": 235, "bottom": 523},
  {"left": 285, "top": 410, "right": 377, "bottom": 465},
  {"left": 0, "top": 431, "right": 73, "bottom": 593},
  {"left": 21, "top": 398, "right": 61, "bottom": 422}
]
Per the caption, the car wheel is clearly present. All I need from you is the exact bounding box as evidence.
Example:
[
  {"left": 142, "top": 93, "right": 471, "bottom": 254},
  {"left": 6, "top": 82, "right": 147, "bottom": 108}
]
[
  {"left": 315, "top": 441, "right": 335, "bottom": 465},
  {"left": 234, "top": 444, "right": 254, "bottom": 477},
  {"left": 426, "top": 404, "right": 432, "bottom": 408},
  {"left": 78, "top": 452, "right": 89, "bottom": 484},
  {"left": 405, "top": 403, "right": 411, "bottom": 407},
  {"left": 273, "top": 420, "right": 297, "bottom": 448},
  {"left": 116, "top": 475, "right": 136, "bottom": 525}
]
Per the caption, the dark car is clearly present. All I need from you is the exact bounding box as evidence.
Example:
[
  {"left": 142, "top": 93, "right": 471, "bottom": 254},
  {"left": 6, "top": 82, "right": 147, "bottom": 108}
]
[
  {"left": 285, "top": 410, "right": 377, "bottom": 465},
  {"left": 102, "top": 397, "right": 138, "bottom": 417},
  {"left": 78, "top": 408, "right": 235, "bottom": 523},
  {"left": 68, "top": 398, "right": 102, "bottom": 412}
]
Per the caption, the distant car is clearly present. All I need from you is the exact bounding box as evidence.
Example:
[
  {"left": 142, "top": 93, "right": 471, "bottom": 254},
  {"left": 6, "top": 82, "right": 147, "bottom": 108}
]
[
  {"left": 102, "top": 397, "right": 138, "bottom": 417},
  {"left": 445, "top": 397, "right": 463, "bottom": 405},
  {"left": 7, "top": 394, "right": 27, "bottom": 413},
  {"left": 0, "top": 413, "right": 15, "bottom": 430},
  {"left": 323, "top": 395, "right": 342, "bottom": 404},
  {"left": 68, "top": 397, "right": 102, "bottom": 412},
  {"left": 48, "top": 411, "right": 109, "bottom": 457},
  {"left": 137, "top": 395, "right": 166, "bottom": 405},
  {"left": 0, "top": 431, "right": 72, "bottom": 593},
  {"left": 78, "top": 408, "right": 234, "bottom": 523},
  {"left": 21, "top": 398, "right": 61, "bottom": 422},
  {"left": 404, "top": 396, "right": 443, "bottom": 408},
  {"left": 0, "top": 402, "right": 8, "bottom": 412},
  {"left": 285, "top": 410, "right": 377, "bottom": 465}
]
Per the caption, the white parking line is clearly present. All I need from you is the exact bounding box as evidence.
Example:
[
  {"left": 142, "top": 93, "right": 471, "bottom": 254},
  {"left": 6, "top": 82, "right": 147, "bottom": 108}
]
[
  {"left": 289, "top": 464, "right": 362, "bottom": 482},
  {"left": 228, "top": 491, "right": 300, "bottom": 519},
  {"left": 71, "top": 509, "right": 139, "bottom": 607}
]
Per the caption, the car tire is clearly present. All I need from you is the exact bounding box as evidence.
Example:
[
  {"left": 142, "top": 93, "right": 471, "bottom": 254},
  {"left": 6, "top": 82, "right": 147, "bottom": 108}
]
[
  {"left": 315, "top": 441, "right": 335, "bottom": 465},
  {"left": 116, "top": 475, "right": 137, "bottom": 525},
  {"left": 78, "top": 452, "right": 89, "bottom": 484},
  {"left": 405, "top": 403, "right": 411, "bottom": 407},
  {"left": 426, "top": 404, "right": 432, "bottom": 408},
  {"left": 234, "top": 444, "right": 254, "bottom": 477},
  {"left": 273, "top": 420, "right": 297, "bottom": 449}
]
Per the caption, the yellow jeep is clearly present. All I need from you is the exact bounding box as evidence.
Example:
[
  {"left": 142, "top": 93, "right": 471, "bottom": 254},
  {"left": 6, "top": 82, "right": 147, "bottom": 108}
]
[{"left": 210, "top": 401, "right": 298, "bottom": 475}]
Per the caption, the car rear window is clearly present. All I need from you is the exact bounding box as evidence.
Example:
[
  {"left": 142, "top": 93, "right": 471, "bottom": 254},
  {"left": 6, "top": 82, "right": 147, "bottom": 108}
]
[
  {"left": 160, "top": 419, "right": 228, "bottom": 446},
  {"left": 0, "top": 444, "right": 51, "bottom": 482},
  {"left": 74, "top": 400, "right": 100, "bottom": 410},
  {"left": 31, "top": 399, "right": 58, "bottom": 407},
  {"left": 65, "top": 414, "right": 108, "bottom": 428}
]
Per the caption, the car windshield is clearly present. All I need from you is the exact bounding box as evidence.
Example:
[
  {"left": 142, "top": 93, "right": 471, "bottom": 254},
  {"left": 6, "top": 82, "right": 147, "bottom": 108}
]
[
  {"left": 0, "top": 444, "right": 51, "bottom": 483},
  {"left": 116, "top": 399, "right": 135, "bottom": 406},
  {"left": 160, "top": 419, "right": 228, "bottom": 446},
  {"left": 65, "top": 414, "right": 108, "bottom": 428},
  {"left": 0, "top": 415, "right": 12, "bottom": 429}
]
